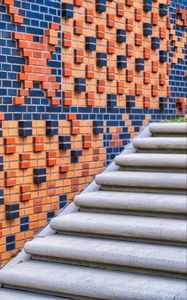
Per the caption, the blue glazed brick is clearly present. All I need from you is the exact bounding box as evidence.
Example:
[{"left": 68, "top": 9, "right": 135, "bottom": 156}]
[
  {"left": 143, "top": 0, "right": 152, "bottom": 12},
  {"left": 143, "top": 23, "right": 152, "bottom": 36},
  {"left": 59, "top": 136, "right": 71, "bottom": 150},
  {"left": 116, "top": 29, "right": 126, "bottom": 43},
  {"left": 159, "top": 4, "right": 168, "bottom": 17},
  {"left": 47, "top": 210, "right": 55, "bottom": 221},
  {"left": 62, "top": 3, "right": 73, "bottom": 18},
  {"left": 96, "top": 52, "right": 107, "bottom": 67},
  {"left": 117, "top": 55, "right": 127, "bottom": 69},
  {"left": 19, "top": 121, "right": 32, "bottom": 137},
  {"left": 59, "top": 195, "right": 67, "bottom": 209},
  {"left": 71, "top": 150, "right": 82, "bottom": 163},
  {"left": 5, "top": 203, "right": 19, "bottom": 211},
  {"left": 126, "top": 95, "right": 136, "bottom": 108},
  {"left": 151, "top": 37, "right": 160, "bottom": 50},
  {"left": 107, "top": 94, "right": 117, "bottom": 108},
  {"left": 6, "top": 235, "right": 15, "bottom": 251},
  {"left": 6, "top": 210, "right": 19, "bottom": 221},
  {"left": 74, "top": 78, "right": 86, "bottom": 93},
  {"left": 20, "top": 216, "right": 29, "bottom": 232},
  {"left": 85, "top": 37, "right": 96, "bottom": 51},
  {"left": 159, "top": 50, "right": 167, "bottom": 63},
  {"left": 159, "top": 97, "right": 168, "bottom": 109},
  {"left": 33, "top": 168, "right": 46, "bottom": 184},
  {"left": 93, "top": 120, "right": 103, "bottom": 135},
  {"left": 135, "top": 58, "right": 144, "bottom": 72},
  {"left": 0, "top": 156, "right": 3, "bottom": 171},
  {"left": 96, "top": 0, "right": 106, "bottom": 13},
  {"left": 46, "top": 120, "right": 58, "bottom": 136}
]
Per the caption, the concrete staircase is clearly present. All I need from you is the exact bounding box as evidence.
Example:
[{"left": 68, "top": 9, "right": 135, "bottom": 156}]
[{"left": 0, "top": 122, "right": 187, "bottom": 300}]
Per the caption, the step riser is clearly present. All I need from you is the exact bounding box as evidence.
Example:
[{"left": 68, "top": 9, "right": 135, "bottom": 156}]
[
  {"left": 135, "top": 149, "right": 187, "bottom": 154},
  {"left": 75, "top": 192, "right": 187, "bottom": 216},
  {"left": 100, "top": 186, "right": 186, "bottom": 195},
  {"left": 115, "top": 154, "right": 187, "bottom": 171},
  {"left": 3, "top": 286, "right": 92, "bottom": 300},
  {"left": 52, "top": 231, "right": 187, "bottom": 247},
  {"left": 149, "top": 123, "right": 187, "bottom": 137},
  {"left": 151, "top": 133, "right": 186, "bottom": 137},
  {"left": 79, "top": 208, "right": 187, "bottom": 219},
  {"left": 119, "top": 167, "right": 186, "bottom": 173},
  {"left": 30, "top": 255, "right": 187, "bottom": 279}
]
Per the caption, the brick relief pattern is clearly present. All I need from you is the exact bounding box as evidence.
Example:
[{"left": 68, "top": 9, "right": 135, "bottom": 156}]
[{"left": 0, "top": 0, "right": 186, "bottom": 266}]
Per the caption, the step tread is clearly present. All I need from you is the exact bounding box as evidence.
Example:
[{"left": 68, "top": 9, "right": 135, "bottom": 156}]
[
  {"left": 115, "top": 153, "right": 186, "bottom": 168},
  {"left": 0, "top": 261, "right": 186, "bottom": 300},
  {"left": 25, "top": 234, "right": 186, "bottom": 274},
  {"left": 95, "top": 171, "right": 187, "bottom": 190},
  {"left": 133, "top": 137, "right": 187, "bottom": 150},
  {"left": 0, "top": 288, "right": 64, "bottom": 300},
  {"left": 51, "top": 212, "right": 187, "bottom": 242},
  {"left": 149, "top": 123, "right": 187, "bottom": 134},
  {"left": 74, "top": 191, "right": 187, "bottom": 214}
]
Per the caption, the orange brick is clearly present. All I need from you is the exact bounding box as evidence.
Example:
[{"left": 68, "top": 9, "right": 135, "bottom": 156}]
[
  {"left": 74, "top": 49, "right": 84, "bottom": 64},
  {"left": 50, "top": 98, "right": 60, "bottom": 106},
  {"left": 96, "top": 24, "right": 105, "bottom": 39},
  {"left": 68, "top": 114, "right": 77, "bottom": 121},
  {"left": 59, "top": 166, "right": 69, "bottom": 173},
  {"left": 86, "top": 93, "right": 94, "bottom": 106},
  {"left": 74, "top": 0, "right": 82, "bottom": 6},
  {"left": 85, "top": 8, "right": 94, "bottom": 23},
  {"left": 2, "top": 0, "right": 14, "bottom": 4},
  {"left": 135, "top": 34, "right": 142, "bottom": 46},
  {"left": 152, "top": 85, "right": 158, "bottom": 97},
  {"left": 159, "top": 74, "right": 166, "bottom": 86},
  {"left": 135, "top": 83, "right": 142, "bottom": 96},
  {"left": 107, "top": 14, "right": 115, "bottom": 28},
  {"left": 126, "top": 19, "right": 133, "bottom": 31},
  {"left": 97, "top": 80, "right": 105, "bottom": 93},
  {"left": 62, "top": 33, "right": 71, "bottom": 48},
  {"left": 107, "top": 67, "right": 115, "bottom": 81},
  {"left": 50, "top": 22, "right": 60, "bottom": 30},
  {"left": 107, "top": 40, "right": 115, "bottom": 54},
  {"left": 135, "top": 9, "right": 142, "bottom": 22},
  {"left": 117, "top": 81, "right": 124, "bottom": 95},
  {"left": 86, "top": 65, "right": 94, "bottom": 79},
  {"left": 144, "top": 72, "right": 151, "bottom": 84},
  {"left": 12, "top": 15, "right": 24, "bottom": 24},
  {"left": 13, "top": 97, "right": 24, "bottom": 105},
  {"left": 152, "top": 13, "right": 158, "bottom": 26},
  {"left": 74, "top": 20, "right": 83, "bottom": 35},
  {"left": 63, "top": 62, "right": 72, "bottom": 77},
  {"left": 152, "top": 61, "right": 158, "bottom": 73},
  {"left": 126, "top": 70, "right": 133, "bottom": 83},
  {"left": 8, "top": 6, "right": 19, "bottom": 14},
  {"left": 143, "top": 96, "right": 151, "bottom": 108},
  {"left": 116, "top": 3, "right": 124, "bottom": 17},
  {"left": 144, "top": 48, "right": 151, "bottom": 60},
  {"left": 126, "top": 44, "right": 134, "bottom": 57}
]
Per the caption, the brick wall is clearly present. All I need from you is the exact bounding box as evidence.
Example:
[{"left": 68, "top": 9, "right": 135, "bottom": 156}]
[{"left": 0, "top": 0, "right": 186, "bottom": 266}]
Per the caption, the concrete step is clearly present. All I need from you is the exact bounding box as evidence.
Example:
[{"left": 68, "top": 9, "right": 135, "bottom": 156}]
[
  {"left": 51, "top": 212, "right": 187, "bottom": 244},
  {"left": 149, "top": 122, "right": 187, "bottom": 137},
  {"left": 0, "top": 260, "right": 186, "bottom": 300},
  {"left": 114, "top": 153, "right": 187, "bottom": 172},
  {"left": 0, "top": 288, "right": 64, "bottom": 300},
  {"left": 74, "top": 191, "right": 187, "bottom": 215},
  {"left": 133, "top": 137, "right": 187, "bottom": 153},
  {"left": 24, "top": 234, "right": 186, "bottom": 276},
  {"left": 95, "top": 171, "right": 187, "bottom": 194}
]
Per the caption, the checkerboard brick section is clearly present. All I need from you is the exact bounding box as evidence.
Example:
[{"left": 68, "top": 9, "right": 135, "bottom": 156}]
[{"left": 0, "top": 0, "right": 186, "bottom": 267}]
